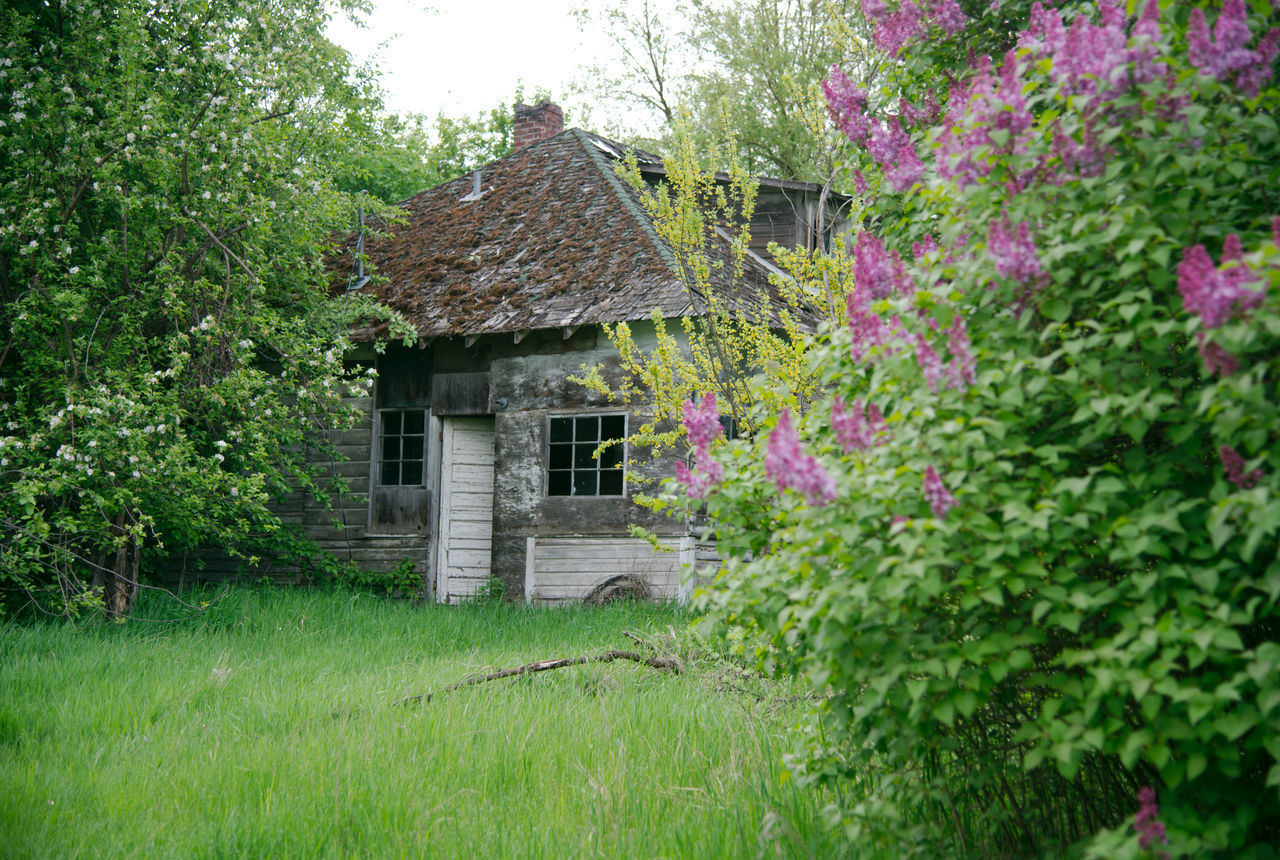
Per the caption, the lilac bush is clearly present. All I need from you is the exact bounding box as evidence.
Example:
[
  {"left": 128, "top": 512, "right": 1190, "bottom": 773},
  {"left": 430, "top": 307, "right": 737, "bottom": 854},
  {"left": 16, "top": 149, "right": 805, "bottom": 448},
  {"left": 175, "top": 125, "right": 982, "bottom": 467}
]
[{"left": 674, "top": 1, "right": 1280, "bottom": 856}]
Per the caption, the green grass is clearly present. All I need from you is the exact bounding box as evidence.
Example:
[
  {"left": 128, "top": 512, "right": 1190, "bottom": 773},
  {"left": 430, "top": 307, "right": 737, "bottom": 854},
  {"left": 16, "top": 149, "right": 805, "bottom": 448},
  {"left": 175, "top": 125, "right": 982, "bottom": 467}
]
[{"left": 0, "top": 587, "right": 841, "bottom": 859}]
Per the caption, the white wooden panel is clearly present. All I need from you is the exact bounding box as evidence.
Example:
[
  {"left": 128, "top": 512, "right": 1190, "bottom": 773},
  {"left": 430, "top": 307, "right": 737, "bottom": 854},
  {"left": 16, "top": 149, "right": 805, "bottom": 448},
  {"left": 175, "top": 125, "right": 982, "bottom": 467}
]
[
  {"left": 526, "top": 536, "right": 686, "bottom": 605},
  {"left": 436, "top": 417, "right": 495, "bottom": 603}
]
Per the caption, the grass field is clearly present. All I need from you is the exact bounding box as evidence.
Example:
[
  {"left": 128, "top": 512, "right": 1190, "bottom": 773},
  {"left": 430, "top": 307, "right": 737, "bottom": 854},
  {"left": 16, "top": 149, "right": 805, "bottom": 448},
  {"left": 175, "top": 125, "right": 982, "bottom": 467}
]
[{"left": 0, "top": 587, "right": 842, "bottom": 859}]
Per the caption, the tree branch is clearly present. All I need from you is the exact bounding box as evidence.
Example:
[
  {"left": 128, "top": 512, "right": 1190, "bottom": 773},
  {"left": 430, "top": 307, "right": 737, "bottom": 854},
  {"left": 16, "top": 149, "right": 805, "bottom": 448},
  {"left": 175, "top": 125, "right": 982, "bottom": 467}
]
[{"left": 396, "top": 649, "right": 682, "bottom": 706}]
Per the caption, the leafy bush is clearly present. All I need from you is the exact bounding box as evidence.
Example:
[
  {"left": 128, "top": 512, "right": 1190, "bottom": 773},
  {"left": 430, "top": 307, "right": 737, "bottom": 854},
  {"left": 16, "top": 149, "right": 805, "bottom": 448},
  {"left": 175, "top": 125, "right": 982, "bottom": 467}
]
[{"left": 669, "top": 1, "right": 1280, "bottom": 856}]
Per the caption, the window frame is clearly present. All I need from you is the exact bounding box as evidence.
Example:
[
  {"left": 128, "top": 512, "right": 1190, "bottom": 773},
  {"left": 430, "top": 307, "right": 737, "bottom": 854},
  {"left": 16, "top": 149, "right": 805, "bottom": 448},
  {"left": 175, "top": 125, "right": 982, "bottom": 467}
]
[
  {"left": 544, "top": 411, "right": 628, "bottom": 498},
  {"left": 376, "top": 407, "right": 428, "bottom": 488}
]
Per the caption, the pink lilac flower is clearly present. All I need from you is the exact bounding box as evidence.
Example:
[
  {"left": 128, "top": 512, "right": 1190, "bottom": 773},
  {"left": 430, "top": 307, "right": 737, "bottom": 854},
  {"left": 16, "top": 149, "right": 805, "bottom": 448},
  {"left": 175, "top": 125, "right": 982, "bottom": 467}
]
[
  {"left": 1133, "top": 787, "right": 1170, "bottom": 859},
  {"left": 846, "top": 291, "right": 900, "bottom": 362},
  {"left": 946, "top": 315, "right": 977, "bottom": 387},
  {"left": 923, "top": 464, "right": 956, "bottom": 517},
  {"left": 854, "top": 232, "right": 913, "bottom": 300},
  {"left": 987, "top": 216, "right": 1045, "bottom": 284},
  {"left": 1188, "top": 0, "right": 1280, "bottom": 97},
  {"left": 1177, "top": 237, "right": 1266, "bottom": 329},
  {"left": 831, "top": 396, "right": 887, "bottom": 452},
  {"left": 822, "top": 66, "right": 872, "bottom": 145},
  {"left": 674, "top": 392, "right": 724, "bottom": 499},
  {"left": 766, "top": 410, "right": 837, "bottom": 505},
  {"left": 913, "top": 333, "right": 945, "bottom": 392},
  {"left": 1220, "top": 445, "right": 1264, "bottom": 489},
  {"left": 1196, "top": 333, "right": 1239, "bottom": 376}
]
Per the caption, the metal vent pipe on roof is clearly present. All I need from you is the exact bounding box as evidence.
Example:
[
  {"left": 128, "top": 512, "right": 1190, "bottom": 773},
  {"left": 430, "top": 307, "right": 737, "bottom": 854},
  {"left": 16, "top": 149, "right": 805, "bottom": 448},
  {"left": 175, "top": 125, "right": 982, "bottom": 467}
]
[{"left": 460, "top": 169, "right": 484, "bottom": 202}]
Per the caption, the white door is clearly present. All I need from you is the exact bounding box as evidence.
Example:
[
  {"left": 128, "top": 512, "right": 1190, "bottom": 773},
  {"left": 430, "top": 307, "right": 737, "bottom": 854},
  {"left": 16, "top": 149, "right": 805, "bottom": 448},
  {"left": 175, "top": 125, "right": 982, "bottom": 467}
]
[{"left": 435, "top": 417, "right": 496, "bottom": 602}]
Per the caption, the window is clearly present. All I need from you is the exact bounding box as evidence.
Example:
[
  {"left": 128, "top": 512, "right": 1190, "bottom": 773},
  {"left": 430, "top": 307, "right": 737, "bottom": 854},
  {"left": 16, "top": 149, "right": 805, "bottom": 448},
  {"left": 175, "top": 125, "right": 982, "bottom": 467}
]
[
  {"left": 379, "top": 409, "right": 426, "bottom": 486},
  {"left": 547, "top": 414, "right": 625, "bottom": 496}
]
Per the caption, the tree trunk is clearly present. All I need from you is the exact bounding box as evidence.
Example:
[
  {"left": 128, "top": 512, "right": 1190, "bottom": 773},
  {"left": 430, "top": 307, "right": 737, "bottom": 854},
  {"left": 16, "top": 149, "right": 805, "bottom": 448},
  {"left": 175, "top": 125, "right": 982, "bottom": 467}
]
[{"left": 92, "top": 512, "right": 140, "bottom": 619}]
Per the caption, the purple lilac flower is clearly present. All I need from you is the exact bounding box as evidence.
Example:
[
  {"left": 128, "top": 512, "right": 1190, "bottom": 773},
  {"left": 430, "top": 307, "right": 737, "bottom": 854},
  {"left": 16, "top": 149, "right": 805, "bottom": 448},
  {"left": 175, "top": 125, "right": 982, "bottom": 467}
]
[
  {"left": 846, "top": 291, "right": 900, "bottom": 363},
  {"left": 873, "top": 0, "right": 925, "bottom": 56},
  {"left": 674, "top": 392, "right": 725, "bottom": 499},
  {"left": 1177, "top": 237, "right": 1266, "bottom": 329},
  {"left": 913, "top": 333, "right": 945, "bottom": 392},
  {"left": 1196, "top": 333, "right": 1239, "bottom": 376},
  {"left": 854, "top": 232, "right": 912, "bottom": 299},
  {"left": 936, "top": 53, "right": 1032, "bottom": 188},
  {"left": 1050, "top": 123, "right": 1108, "bottom": 183},
  {"left": 913, "top": 235, "right": 939, "bottom": 261},
  {"left": 946, "top": 315, "right": 977, "bottom": 388},
  {"left": 987, "top": 216, "right": 1045, "bottom": 285},
  {"left": 1128, "top": 0, "right": 1164, "bottom": 85},
  {"left": 1134, "top": 787, "right": 1170, "bottom": 858},
  {"left": 1220, "top": 445, "right": 1264, "bottom": 489},
  {"left": 866, "top": 116, "right": 925, "bottom": 193},
  {"left": 899, "top": 92, "right": 941, "bottom": 128},
  {"left": 832, "top": 396, "right": 887, "bottom": 453},
  {"left": 1189, "top": 0, "right": 1280, "bottom": 97},
  {"left": 822, "top": 66, "right": 872, "bottom": 145},
  {"left": 923, "top": 465, "right": 956, "bottom": 518},
  {"left": 852, "top": 169, "right": 870, "bottom": 197},
  {"left": 861, "top": 0, "right": 889, "bottom": 20},
  {"left": 929, "top": 0, "right": 968, "bottom": 35},
  {"left": 765, "top": 411, "right": 837, "bottom": 506}
]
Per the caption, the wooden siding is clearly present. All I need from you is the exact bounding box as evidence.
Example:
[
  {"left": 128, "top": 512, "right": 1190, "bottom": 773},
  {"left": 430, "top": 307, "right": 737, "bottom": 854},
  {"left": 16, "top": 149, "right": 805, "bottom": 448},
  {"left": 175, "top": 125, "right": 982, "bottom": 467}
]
[
  {"left": 523, "top": 536, "right": 687, "bottom": 605},
  {"left": 436, "top": 417, "right": 496, "bottom": 602},
  {"left": 431, "top": 372, "right": 491, "bottom": 415}
]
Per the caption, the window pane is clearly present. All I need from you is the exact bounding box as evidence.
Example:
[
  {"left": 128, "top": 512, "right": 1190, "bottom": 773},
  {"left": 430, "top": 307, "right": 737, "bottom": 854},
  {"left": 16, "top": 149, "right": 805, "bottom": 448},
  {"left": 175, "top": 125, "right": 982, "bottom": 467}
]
[
  {"left": 599, "top": 443, "right": 623, "bottom": 470},
  {"left": 403, "top": 411, "right": 425, "bottom": 435},
  {"left": 548, "top": 471, "right": 572, "bottom": 496},
  {"left": 549, "top": 445, "right": 572, "bottom": 470},
  {"left": 575, "top": 416, "right": 598, "bottom": 442},
  {"left": 382, "top": 411, "right": 401, "bottom": 435},
  {"left": 599, "top": 470, "right": 624, "bottom": 496},
  {"left": 401, "top": 462, "right": 423, "bottom": 485},
  {"left": 381, "top": 461, "right": 400, "bottom": 485},
  {"left": 550, "top": 417, "right": 573, "bottom": 444},
  {"left": 601, "top": 415, "right": 625, "bottom": 441},
  {"left": 383, "top": 437, "right": 401, "bottom": 460},
  {"left": 403, "top": 437, "right": 424, "bottom": 460},
  {"left": 573, "top": 470, "right": 598, "bottom": 496},
  {"left": 574, "top": 444, "right": 597, "bottom": 469}
]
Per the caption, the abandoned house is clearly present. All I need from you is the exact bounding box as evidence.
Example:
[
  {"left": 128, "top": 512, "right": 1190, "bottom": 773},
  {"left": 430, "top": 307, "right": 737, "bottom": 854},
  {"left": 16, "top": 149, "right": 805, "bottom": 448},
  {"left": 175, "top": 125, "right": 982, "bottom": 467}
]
[{"left": 204, "top": 101, "right": 851, "bottom": 603}]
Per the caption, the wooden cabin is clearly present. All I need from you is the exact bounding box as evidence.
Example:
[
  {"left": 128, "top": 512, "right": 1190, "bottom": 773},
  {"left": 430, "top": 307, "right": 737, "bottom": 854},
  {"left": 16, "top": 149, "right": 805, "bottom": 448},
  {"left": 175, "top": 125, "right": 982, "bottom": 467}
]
[{"left": 200, "top": 101, "right": 851, "bottom": 603}]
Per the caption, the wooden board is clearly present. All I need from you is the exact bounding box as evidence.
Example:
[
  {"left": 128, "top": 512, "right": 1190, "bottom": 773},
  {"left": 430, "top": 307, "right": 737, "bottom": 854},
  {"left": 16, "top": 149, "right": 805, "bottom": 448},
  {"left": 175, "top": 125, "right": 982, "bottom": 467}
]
[
  {"left": 436, "top": 417, "right": 496, "bottom": 603},
  {"left": 524, "top": 536, "right": 691, "bottom": 605}
]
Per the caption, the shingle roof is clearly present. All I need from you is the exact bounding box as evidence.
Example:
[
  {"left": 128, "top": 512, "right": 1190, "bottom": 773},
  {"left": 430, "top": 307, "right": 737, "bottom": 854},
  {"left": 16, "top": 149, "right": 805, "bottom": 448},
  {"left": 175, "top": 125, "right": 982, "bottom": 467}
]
[{"left": 342, "top": 128, "right": 781, "bottom": 339}]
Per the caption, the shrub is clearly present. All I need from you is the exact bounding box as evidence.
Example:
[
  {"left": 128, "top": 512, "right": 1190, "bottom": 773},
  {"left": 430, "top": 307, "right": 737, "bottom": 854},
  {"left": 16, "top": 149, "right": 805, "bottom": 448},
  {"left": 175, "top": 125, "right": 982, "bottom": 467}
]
[{"left": 671, "top": 1, "right": 1280, "bottom": 856}]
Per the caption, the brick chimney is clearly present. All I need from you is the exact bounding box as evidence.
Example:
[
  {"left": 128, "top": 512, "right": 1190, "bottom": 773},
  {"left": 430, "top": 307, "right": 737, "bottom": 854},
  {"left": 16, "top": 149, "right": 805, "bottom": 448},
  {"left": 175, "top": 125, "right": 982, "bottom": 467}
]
[{"left": 513, "top": 100, "right": 564, "bottom": 150}]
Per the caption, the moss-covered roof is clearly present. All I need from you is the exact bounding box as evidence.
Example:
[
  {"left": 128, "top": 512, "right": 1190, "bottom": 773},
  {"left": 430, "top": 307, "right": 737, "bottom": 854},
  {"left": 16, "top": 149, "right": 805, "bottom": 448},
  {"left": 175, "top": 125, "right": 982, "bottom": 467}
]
[{"left": 341, "top": 128, "right": 780, "bottom": 338}]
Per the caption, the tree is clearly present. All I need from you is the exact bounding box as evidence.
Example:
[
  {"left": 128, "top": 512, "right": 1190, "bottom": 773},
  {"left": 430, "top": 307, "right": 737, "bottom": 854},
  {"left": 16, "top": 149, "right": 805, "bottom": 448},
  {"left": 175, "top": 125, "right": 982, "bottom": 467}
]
[
  {"left": 660, "top": 0, "right": 1280, "bottom": 855},
  {"left": 0, "top": 0, "right": 410, "bottom": 618},
  {"left": 332, "top": 105, "right": 513, "bottom": 205},
  {"left": 575, "top": 0, "right": 873, "bottom": 181}
]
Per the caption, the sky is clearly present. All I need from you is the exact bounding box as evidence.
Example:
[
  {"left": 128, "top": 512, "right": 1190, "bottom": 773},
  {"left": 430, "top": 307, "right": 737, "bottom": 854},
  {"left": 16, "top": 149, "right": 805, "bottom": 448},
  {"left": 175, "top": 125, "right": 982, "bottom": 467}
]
[{"left": 327, "top": 0, "right": 621, "bottom": 122}]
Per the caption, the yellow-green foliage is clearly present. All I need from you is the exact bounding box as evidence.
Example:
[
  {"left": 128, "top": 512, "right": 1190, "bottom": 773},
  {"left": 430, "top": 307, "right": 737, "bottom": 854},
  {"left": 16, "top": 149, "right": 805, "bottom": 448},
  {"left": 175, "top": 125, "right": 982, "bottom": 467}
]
[{"left": 574, "top": 117, "right": 848, "bottom": 456}]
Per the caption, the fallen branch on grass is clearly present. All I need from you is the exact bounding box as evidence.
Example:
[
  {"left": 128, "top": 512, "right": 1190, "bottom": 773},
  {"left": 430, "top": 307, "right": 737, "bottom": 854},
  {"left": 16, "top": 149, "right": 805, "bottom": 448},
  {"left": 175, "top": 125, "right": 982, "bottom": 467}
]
[{"left": 397, "top": 649, "right": 682, "bottom": 706}]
